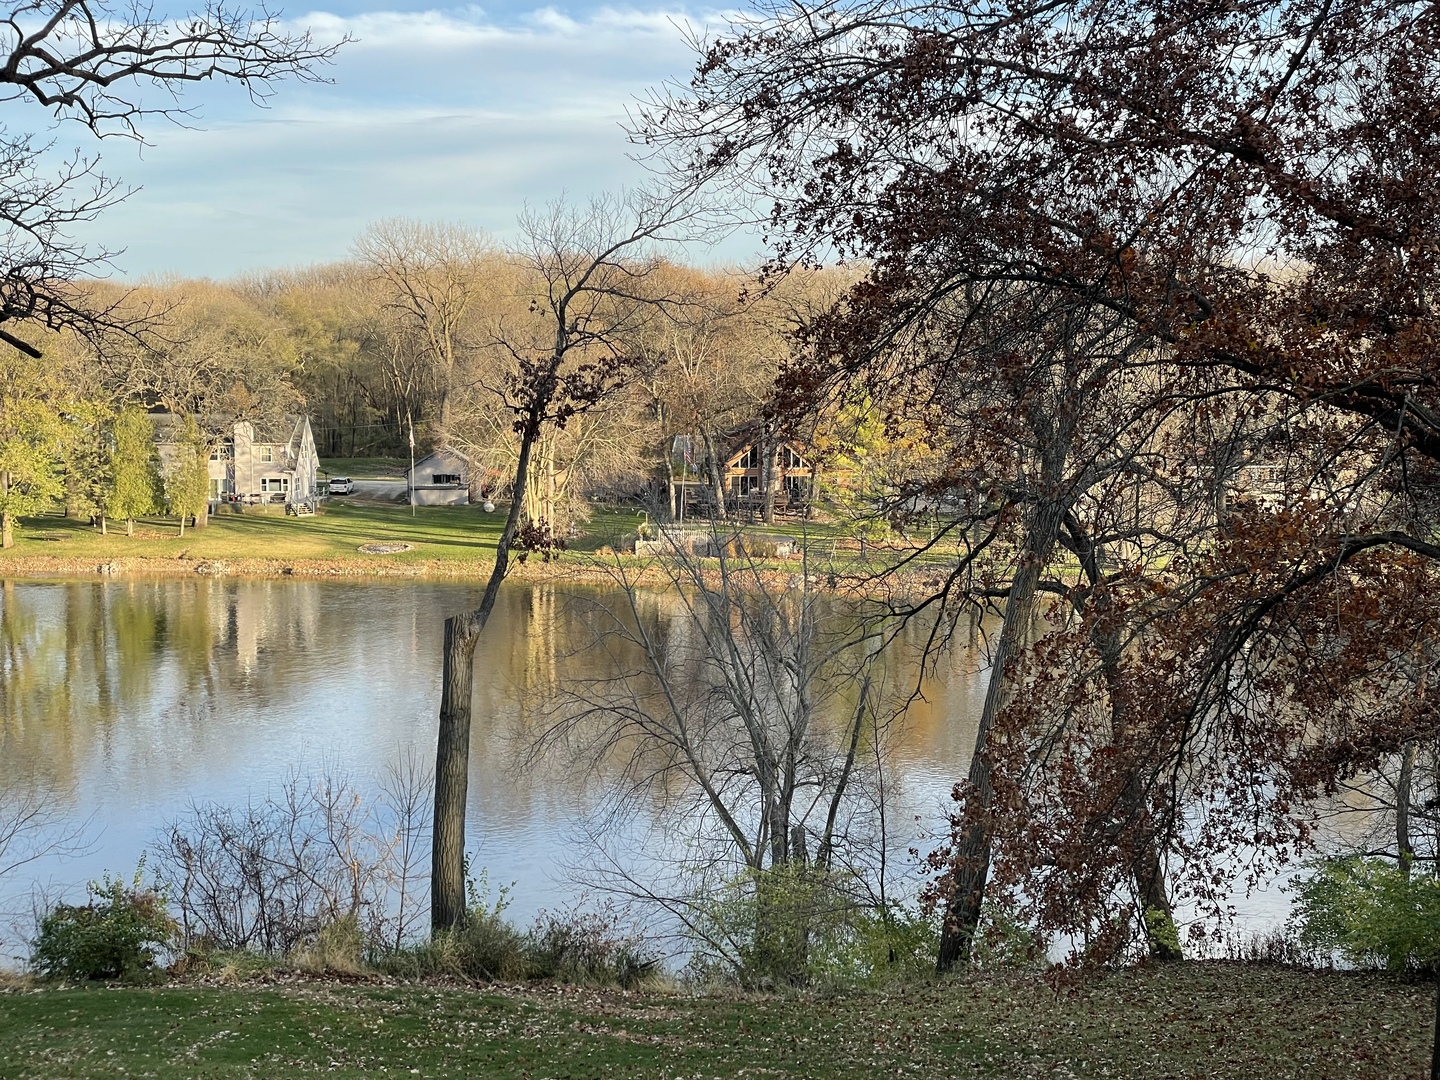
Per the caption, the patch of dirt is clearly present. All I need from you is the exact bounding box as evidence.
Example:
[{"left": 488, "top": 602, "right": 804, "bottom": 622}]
[{"left": 357, "top": 542, "right": 413, "bottom": 555}]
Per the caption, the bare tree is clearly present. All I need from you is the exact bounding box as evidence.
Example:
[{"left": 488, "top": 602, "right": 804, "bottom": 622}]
[
  {"left": 538, "top": 534, "right": 891, "bottom": 877},
  {"left": 515, "top": 526, "right": 927, "bottom": 984},
  {"left": 0, "top": 778, "right": 91, "bottom": 960},
  {"left": 354, "top": 220, "right": 496, "bottom": 445},
  {"left": 430, "top": 189, "right": 706, "bottom": 931},
  {"left": 155, "top": 760, "right": 433, "bottom": 956},
  {"left": 0, "top": 0, "right": 341, "bottom": 350}
]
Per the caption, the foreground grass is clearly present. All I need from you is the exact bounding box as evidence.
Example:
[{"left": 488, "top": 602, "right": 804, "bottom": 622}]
[{"left": 0, "top": 964, "right": 1429, "bottom": 1079}]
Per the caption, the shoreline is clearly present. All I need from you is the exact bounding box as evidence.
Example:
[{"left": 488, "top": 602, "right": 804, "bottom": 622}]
[
  {"left": 0, "top": 551, "right": 925, "bottom": 600},
  {"left": 0, "top": 551, "right": 837, "bottom": 591},
  {"left": 0, "top": 552, "right": 620, "bottom": 584}
]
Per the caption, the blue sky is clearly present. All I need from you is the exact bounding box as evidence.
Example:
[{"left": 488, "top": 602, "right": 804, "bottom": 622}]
[{"left": 58, "top": 3, "right": 754, "bottom": 279}]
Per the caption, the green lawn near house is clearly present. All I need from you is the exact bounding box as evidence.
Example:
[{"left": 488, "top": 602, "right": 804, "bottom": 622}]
[
  {"left": 0, "top": 964, "right": 1429, "bottom": 1079},
  {"left": 317, "top": 457, "right": 412, "bottom": 480},
  {"left": 0, "top": 505, "right": 792, "bottom": 573},
  {"left": 0, "top": 492, "right": 980, "bottom": 579},
  {"left": 4, "top": 502, "right": 508, "bottom": 569}
]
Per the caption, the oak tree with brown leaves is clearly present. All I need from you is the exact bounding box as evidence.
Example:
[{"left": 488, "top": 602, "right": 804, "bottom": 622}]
[{"left": 640, "top": 0, "right": 1440, "bottom": 995}]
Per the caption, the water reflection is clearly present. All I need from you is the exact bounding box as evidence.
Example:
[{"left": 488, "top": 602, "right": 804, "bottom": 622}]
[{"left": 0, "top": 578, "right": 985, "bottom": 941}]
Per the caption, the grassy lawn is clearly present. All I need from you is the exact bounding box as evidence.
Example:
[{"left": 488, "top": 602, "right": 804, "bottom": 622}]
[
  {"left": 0, "top": 964, "right": 1428, "bottom": 1079},
  {"left": 5, "top": 502, "right": 508, "bottom": 570},
  {"left": 318, "top": 457, "right": 412, "bottom": 480},
  {"left": 0, "top": 506, "right": 766, "bottom": 574},
  {"left": 0, "top": 495, "right": 1000, "bottom": 582}
]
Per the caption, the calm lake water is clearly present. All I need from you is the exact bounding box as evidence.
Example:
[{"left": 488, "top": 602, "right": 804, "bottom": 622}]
[{"left": 0, "top": 576, "right": 1288, "bottom": 961}]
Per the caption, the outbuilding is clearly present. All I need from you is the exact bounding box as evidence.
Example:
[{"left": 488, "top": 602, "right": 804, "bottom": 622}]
[{"left": 406, "top": 447, "right": 472, "bottom": 506}]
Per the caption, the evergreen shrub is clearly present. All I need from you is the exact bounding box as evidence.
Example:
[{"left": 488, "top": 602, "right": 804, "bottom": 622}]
[{"left": 31, "top": 870, "right": 176, "bottom": 981}]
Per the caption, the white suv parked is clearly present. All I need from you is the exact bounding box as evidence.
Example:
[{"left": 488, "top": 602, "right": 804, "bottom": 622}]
[{"left": 328, "top": 476, "right": 355, "bottom": 495}]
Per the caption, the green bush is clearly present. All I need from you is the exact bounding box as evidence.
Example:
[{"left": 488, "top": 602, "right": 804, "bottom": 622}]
[
  {"left": 31, "top": 870, "right": 176, "bottom": 982},
  {"left": 970, "top": 901, "right": 1045, "bottom": 971},
  {"left": 809, "top": 904, "right": 941, "bottom": 985},
  {"left": 382, "top": 878, "right": 657, "bottom": 988},
  {"left": 687, "top": 870, "right": 1039, "bottom": 987},
  {"left": 687, "top": 866, "right": 934, "bottom": 988},
  {"left": 1291, "top": 856, "right": 1440, "bottom": 972},
  {"left": 393, "top": 869, "right": 527, "bottom": 981},
  {"left": 523, "top": 904, "right": 656, "bottom": 989},
  {"left": 411, "top": 908, "right": 529, "bottom": 982}
]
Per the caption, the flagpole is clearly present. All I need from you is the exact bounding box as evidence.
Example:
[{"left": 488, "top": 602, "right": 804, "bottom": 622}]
[{"left": 407, "top": 413, "right": 416, "bottom": 518}]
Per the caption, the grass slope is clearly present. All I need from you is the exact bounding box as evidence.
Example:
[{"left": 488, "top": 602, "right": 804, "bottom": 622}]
[{"left": 0, "top": 965, "right": 1430, "bottom": 1079}]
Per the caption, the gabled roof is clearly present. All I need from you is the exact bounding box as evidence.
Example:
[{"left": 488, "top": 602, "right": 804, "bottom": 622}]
[
  {"left": 149, "top": 410, "right": 308, "bottom": 448},
  {"left": 410, "top": 447, "right": 471, "bottom": 470},
  {"left": 722, "top": 437, "right": 811, "bottom": 469},
  {"left": 249, "top": 415, "right": 310, "bottom": 449}
]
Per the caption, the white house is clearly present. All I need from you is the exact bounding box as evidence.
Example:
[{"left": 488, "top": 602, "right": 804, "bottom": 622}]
[
  {"left": 224, "top": 417, "right": 320, "bottom": 505},
  {"left": 406, "top": 447, "right": 471, "bottom": 506},
  {"left": 153, "top": 413, "right": 319, "bottom": 507}
]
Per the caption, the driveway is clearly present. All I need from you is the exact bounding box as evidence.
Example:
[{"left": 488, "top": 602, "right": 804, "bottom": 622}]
[{"left": 349, "top": 479, "right": 408, "bottom": 502}]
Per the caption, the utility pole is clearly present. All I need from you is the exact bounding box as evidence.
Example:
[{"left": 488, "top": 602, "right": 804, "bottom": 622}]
[{"left": 408, "top": 413, "right": 416, "bottom": 518}]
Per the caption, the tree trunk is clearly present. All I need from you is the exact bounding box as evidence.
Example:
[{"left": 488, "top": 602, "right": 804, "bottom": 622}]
[
  {"left": 1399, "top": 740, "right": 1417, "bottom": 875},
  {"left": 544, "top": 441, "right": 557, "bottom": 534},
  {"left": 1097, "top": 585, "right": 1181, "bottom": 959},
  {"left": 438, "top": 387, "right": 452, "bottom": 446},
  {"left": 1431, "top": 960, "right": 1440, "bottom": 1080},
  {"left": 195, "top": 501, "right": 209, "bottom": 529},
  {"left": 99, "top": 514, "right": 107, "bottom": 536},
  {"left": 655, "top": 430, "right": 675, "bottom": 522},
  {"left": 936, "top": 495, "right": 1065, "bottom": 972},
  {"left": 0, "top": 470, "right": 10, "bottom": 549},
  {"left": 431, "top": 417, "right": 537, "bottom": 933},
  {"left": 126, "top": 517, "right": 134, "bottom": 538},
  {"left": 1133, "top": 842, "right": 1182, "bottom": 962},
  {"left": 703, "top": 430, "right": 728, "bottom": 520},
  {"left": 178, "top": 514, "right": 186, "bottom": 538},
  {"left": 431, "top": 611, "right": 481, "bottom": 930},
  {"left": 762, "top": 437, "right": 777, "bottom": 525}
]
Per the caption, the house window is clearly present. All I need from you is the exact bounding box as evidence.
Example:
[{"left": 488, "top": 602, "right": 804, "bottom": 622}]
[
  {"left": 431, "top": 473, "right": 461, "bottom": 486},
  {"left": 261, "top": 477, "right": 290, "bottom": 492},
  {"left": 258, "top": 446, "right": 273, "bottom": 463},
  {"left": 780, "top": 447, "right": 807, "bottom": 468}
]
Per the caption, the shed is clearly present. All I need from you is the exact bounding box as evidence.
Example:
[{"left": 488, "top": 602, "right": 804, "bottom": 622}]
[{"left": 406, "top": 447, "right": 471, "bottom": 506}]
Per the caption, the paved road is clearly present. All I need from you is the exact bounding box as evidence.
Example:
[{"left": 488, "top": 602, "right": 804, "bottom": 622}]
[{"left": 348, "top": 479, "right": 407, "bottom": 502}]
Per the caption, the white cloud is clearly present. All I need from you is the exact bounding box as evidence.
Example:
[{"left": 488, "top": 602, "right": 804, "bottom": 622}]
[{"left": 67, "top": 4, "right": 754, "bottom": 279}]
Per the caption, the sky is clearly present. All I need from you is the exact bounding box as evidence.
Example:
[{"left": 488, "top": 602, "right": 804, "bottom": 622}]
[{"left": 44, "top": 2, "right": 756, "bottom": 280}]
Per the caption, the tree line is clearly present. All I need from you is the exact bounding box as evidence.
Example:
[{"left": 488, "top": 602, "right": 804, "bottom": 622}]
[{"left": 0, "top": 210, "right": 874, "bottom": 546}]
